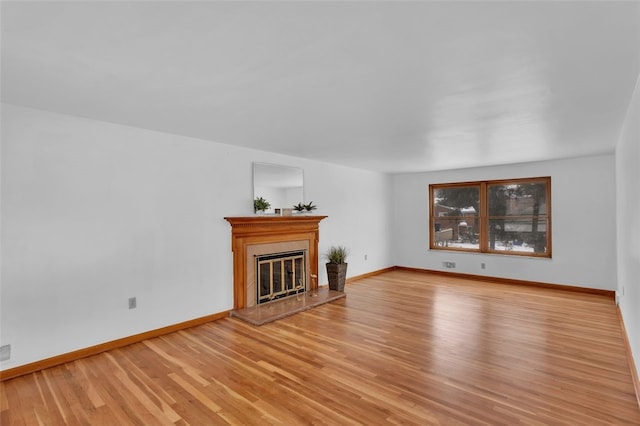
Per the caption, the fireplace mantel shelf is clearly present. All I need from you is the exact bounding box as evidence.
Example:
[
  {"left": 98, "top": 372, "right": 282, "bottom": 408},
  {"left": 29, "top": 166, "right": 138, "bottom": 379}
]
[
  {"left": 225, "top": 215, "right": 327, "bottom": 310},
  {"left": 224, "top": 215, "right": 328, "bottom": 226}
]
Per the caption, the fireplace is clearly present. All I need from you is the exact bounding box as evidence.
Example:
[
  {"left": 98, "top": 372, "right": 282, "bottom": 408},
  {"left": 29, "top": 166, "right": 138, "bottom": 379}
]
[
  {"left": 246, "top": 240, "right": 309, "bottom": 308},
  {"left": 225, "top": 216, "right": 327, "bottom": 310},
  {"left": 256, "top": 250, "right": 306, "bottom": 304}
]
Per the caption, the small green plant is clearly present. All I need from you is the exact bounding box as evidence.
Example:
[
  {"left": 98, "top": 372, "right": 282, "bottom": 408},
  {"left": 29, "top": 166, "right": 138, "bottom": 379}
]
[
  {"left": 293, "top": 202, "right": 305, "bottom": 212},
  {"left": 325, "top": 245, "right": 349, "bottom": 264},
  {"left": 304, "top": 201, "right": 317, "bottom": 212},
  {"left": 254, "top": 197, "right": 271, "bottom": 213}
]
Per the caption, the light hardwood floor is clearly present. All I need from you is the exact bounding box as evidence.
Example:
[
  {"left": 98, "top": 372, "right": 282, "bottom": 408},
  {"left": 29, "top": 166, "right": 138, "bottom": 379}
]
[{"left": 2, "top": 270, "right": 639, "bottom": 425}]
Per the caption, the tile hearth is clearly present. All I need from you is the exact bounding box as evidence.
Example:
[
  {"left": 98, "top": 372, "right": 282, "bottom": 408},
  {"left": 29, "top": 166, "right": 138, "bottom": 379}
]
[{"left": 230, "top": 288, "right": 346, "bottom": 325}]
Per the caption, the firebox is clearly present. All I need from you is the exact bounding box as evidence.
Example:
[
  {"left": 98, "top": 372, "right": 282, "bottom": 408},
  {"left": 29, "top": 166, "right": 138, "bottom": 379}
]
[{"left": 255, "top": 250, "right": 306, "bottom": 304}]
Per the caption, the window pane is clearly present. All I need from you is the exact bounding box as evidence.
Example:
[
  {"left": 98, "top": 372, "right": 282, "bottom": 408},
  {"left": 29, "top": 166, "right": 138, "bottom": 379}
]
[
  {"left": 488, "top": 182, "right": 547, "bottom": 217},
  {"left": 434, "top": 186, "right": 480, "bottom": 216},
  {"left": 433, "top": 186, "right": 479, "bottom": 249},
  {"left": 488, "top": 219, "right": 548, "bottom": 254},
  {"left": 487, "top": 180, "right": 548, "bottom": 255},
  {"left": 444, "top": 216, "right": 480, "bottom": 250}
]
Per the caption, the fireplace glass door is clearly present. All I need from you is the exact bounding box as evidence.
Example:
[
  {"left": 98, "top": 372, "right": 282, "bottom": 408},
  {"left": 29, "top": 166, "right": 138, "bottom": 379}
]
[{"left": 256, "top": 251, "right": 306, "bottom": 304}]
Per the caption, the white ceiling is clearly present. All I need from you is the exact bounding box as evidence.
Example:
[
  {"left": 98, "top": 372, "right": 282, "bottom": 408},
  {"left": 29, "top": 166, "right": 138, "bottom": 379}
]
[{"left": 2, "top": 1, "right": 639, "bottom": 173}]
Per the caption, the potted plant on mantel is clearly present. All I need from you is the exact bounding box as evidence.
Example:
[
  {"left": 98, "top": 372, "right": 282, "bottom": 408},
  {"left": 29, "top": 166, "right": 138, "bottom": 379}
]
[
  {"left": 254, "top": 197, "right": 271, "bottom": 214},
  {"left": 325, "top": 245, "right": 349, "bottom": 292},
  {"left": 293, "top": 201, "right": 317, "bottom": 214}
]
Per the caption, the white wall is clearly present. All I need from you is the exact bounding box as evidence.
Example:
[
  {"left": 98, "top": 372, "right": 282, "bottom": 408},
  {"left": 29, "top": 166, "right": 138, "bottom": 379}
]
[
  {"left": 392, "top": 155, "right": 617, "bottom": 290},
  {"left": 0, "top": 104, "right": 393, "bottom": 369},
  {"left": 616, "top": 75, "right": 640, "bottom": 375}
]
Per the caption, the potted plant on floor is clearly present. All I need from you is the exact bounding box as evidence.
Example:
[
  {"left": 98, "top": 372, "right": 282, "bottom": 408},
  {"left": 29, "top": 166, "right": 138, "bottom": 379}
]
[{"left": 325, "top": 245, "right": 349, "bottom": 292}]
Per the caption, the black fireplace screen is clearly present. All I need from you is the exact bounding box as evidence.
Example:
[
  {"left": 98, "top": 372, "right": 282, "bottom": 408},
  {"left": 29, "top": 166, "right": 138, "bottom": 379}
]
[{"left": 256, "top": 250, "right": 306, "bottom": 304}]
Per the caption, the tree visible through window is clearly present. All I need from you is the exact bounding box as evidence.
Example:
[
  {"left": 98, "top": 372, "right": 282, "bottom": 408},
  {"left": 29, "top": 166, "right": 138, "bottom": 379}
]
[
  {"left": 429, "top": 177, "right": 551, "bottom": 257},
  {"left": 432, "top": 185, "right": 480, "bottom": 250}
]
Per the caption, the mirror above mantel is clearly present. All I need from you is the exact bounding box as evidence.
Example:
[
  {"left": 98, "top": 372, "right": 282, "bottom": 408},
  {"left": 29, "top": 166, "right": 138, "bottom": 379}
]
[{"left": 253, "top": 162, "right": 304, "bottom": 214}]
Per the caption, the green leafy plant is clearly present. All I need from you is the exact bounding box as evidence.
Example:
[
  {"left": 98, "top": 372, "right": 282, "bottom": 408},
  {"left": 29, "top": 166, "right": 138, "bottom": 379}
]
[
  {"left": 304, "top": 201, "right": 317, "bottom": 212},
  {"left": 324, "top": 245, "right": 349, "bottom": 264},
  {"left": 293, "top": 202, "right": 305, "bottom": 212},
  {"left": 254, "top": 197, "right": 271, "bottom": 213}
]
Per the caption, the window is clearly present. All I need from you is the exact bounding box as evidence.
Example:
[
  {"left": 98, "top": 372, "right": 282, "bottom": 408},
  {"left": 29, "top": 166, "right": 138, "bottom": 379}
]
[{"left": 429, "top": 177, "right": 551, "bottom": 257}]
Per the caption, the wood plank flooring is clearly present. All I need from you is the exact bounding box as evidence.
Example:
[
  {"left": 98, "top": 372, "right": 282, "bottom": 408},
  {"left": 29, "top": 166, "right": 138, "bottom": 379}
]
[{"left": 2, "top": 270, "right": 639, "bottom": 425}]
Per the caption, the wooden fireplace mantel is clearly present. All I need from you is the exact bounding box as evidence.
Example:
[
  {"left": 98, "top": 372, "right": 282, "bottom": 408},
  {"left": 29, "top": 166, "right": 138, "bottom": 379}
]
[{"left": 225, "top": 215, "right": 328, "bottom": 310}]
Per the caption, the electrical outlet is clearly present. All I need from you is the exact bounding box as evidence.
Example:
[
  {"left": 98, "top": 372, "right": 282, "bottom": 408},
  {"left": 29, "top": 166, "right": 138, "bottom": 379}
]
[
  {"left": 364, "top": 254, "right": 368, "bottom": 261},
  {"left": 481, "top": 263, "right": 486, "bottom": 269},
  {"left": 128, "top": 297, "right": 137, "bottom": 309},
  {"left": 442, "top": 261, "right": 456, "bottom": 269},
  {"left": 0, "top": 344, "right": 11, "bottom": 361}
]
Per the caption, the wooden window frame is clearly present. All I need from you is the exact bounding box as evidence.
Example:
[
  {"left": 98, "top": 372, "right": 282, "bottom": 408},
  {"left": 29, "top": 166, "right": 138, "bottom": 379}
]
[{"left": 429, "top": 177, "right": 551, "bottom": 258}]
